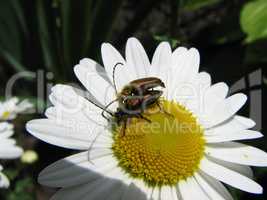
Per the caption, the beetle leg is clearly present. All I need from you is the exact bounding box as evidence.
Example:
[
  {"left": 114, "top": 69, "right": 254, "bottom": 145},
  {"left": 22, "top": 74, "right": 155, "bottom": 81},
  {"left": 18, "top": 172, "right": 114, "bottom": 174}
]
[
  {"left": 138, "top": 114, "right": 152, "bottom": 123},
  {"left": 156, "top": 101, "right": 174, "bottom": 118},
  {"left": 121, "top": 117, "right": 131, "bottom": 136},
  {"left": 121, "top": 119, "right": 126, "bottom": 136}
]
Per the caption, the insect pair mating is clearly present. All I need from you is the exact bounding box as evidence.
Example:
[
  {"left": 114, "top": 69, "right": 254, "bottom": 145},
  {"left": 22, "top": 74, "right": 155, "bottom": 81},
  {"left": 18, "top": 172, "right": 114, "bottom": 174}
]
[{"left": 90, "top": 62, "right": 169, "bottom": 136}]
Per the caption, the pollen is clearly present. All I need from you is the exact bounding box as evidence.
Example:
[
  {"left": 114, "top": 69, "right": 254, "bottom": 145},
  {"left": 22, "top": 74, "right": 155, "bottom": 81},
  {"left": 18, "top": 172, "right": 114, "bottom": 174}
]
[{"left": 112, "top": 99, "right": 205, "bottom": 187}]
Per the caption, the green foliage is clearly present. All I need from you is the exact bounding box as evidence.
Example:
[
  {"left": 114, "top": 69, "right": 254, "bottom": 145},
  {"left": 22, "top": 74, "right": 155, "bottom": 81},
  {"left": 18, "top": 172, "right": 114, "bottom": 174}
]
[
  {"left": 0, "top": 0, "right": 123, "bottom": 81},
  {"left": 181, "top": 0, "right": 220, "bottom": 10},
  {"left": 3, "top": 169, "right": 19, "bottom": 181},
  {"left": 154, "top": 35, "right": 180, "bottom": 48},
  {"left": 240, "top": 0, "right": 267, "bottom": 43},
  {"left": 1, "top": 168, "right": 35, "bottom": 200},
  {"left": 0, "top": 1, "right": 26, "bottom": 73},
  {"left": 6, "top": 178, "right": 35, "bottom": 200}
]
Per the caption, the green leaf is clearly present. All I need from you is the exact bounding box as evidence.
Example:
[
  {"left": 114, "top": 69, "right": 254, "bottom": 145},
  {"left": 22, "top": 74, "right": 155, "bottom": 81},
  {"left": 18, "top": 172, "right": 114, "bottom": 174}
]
[
  {"left": 86, "top": 0, "right": 123, "bottom": 60},
  {"left": 240, "top": 0, "right": 267, "bottom": 43},
  {"left": 182, "top": 0, "right": 220, "bottom": 11},
  {"left": 3, "top": 169, "right": 19, "bottom": 181},
  {"left": 60, "top": 0, "right": 93, "bottom": 67},
  {"left": 10, "top": 0, "right": 28, "bottom": 37},
  {"left": 60, "top": 0, "right": 72, "bottom": 68},
  {"left": 154, "top": 35, "right": 180, "bottom": 48},
  {"left": 0, "top": 48, "right": 28, "bottom": 73},
  {"left": 36, "top": 0, "right": 58, "bottom": 72},
  {"left": 0, "top": 1, "right": 23, "bottom": 63},
  {"left": 7, "top": 178, "right": 35, "bottom": 200}
]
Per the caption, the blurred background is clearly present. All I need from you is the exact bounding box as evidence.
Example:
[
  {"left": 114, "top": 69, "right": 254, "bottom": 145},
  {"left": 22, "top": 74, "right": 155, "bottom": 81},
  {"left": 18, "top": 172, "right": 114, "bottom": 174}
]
[{"left": 0, "top": 0, "right": 266, "bottom": 199}]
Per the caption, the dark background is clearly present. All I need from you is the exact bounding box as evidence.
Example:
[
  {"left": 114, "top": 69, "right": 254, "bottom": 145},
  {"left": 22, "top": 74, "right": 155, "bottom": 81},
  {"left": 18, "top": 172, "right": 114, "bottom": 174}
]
[{"left": 0, "top": 0, "right": 266, "bottom": 199}]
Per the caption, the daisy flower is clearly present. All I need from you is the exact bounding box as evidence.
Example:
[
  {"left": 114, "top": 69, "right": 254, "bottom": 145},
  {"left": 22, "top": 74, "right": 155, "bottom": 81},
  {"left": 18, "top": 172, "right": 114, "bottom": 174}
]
[
  {"left": 0, "top": 122, "right": 23, "bottom": 188},
  {"left": 26, "top": 38, "right": 267, "bottom": 200},
  {"left": 0, "top": 97, "right": 33, "bottom": 121}
]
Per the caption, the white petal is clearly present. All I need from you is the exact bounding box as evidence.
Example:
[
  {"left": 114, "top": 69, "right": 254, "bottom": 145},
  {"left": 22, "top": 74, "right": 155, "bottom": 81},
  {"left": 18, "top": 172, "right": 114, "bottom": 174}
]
[
  {"left": 194, "top": 172, "right": 231, "bottom": 200},
  {"left": 0, "top": 145, "right": 23, "bottom": 159},
  {"left": 121, "top": 183, "right": 147, "bottom": 200},
  {"left": 169, "top": 47, "right": 188, "bottom": 100},
  {"left": 0, "top": 138, "right": 16, "bottom": 146},
  {"left": 196, "top": 171, "right": 233, "bottom": 200},
  {"left": 204, "top": 93, "right": 247, "bottom": 128},
  {"left": 74, "top": 58, "right": 115, "bottom": 105},
  {"left": 101, "top": 43, "right": 125, "bottom": 79},
  {"left": 5, "top": 97, "right": 19, "bottom": 105},
  {"left": 206, "top": 156, "right": 253, "bottom": 179},
  {"left": 175, "top": 185, "right": 183, "bottom": 200},
  {"left": 150, "top": 187, "right": 160, "bottom": 200},
  {"left": 51, "top": 178, "right": 125, "bottom": 200},
  {"left": 150, "top": 42, "right": 172, "bottom": 81},
  {"left": 49, "top": 84, "right": 98, "bottom": 109},
  {"left": 80, "top": 178, "right": 124, "bottom": 200},
  {"left": 16, "top": 99, "right": 33, "bottom": 113},
  {"left": 174, "top": 48, "right": 200, "bottom": 84},
  {"left": 171, "top": 47, "right": 188, "bottom": 70},
  {"left": 0, "top": 172, "right": 10, "bottom": 188},
  {"left": 206, "top": 142, "right": 267, "bottom": 166},
  {"left": 202, "top": 82, "right": 228, "bottom": 124},
  {"left": 48, "top": 84, "right": 107, "bottom": 126},
  {"left": 0, "top": 130, "right": 14, "bottom": 139},
  {"left": 51, "top": 181, "right": 95, "bottom": 200},
  {"left": 101, "top": 161, "right": 129, "bottom": 185},
  {"left": 129, "top": 180, "right": 152, "bottom": 199},
  {"left": 126, "top": 37, "right": 150, "bottom": 79},
  {"left": 205, "top": 115, "right": 256, "bottom": 136},
  {"left": 170, "top": 47, "right": 188, "bottom": 100},
  {"left": 45, "top": 105, "right": 105, "bottom": 128},
  {"left": 197, "top": 72, "right": 211, "bottom": 87},
  {"left": 171, "top": 49, "right": 201, "bottom": 103},
  {"left": 204, "top": 82, "right": 229, "bottom": 103},
  {"left": 200, "top": 157, "right": 262, "bottom": 194},
  {"left": 26, "top": 119, "right": 109, "bottom": 150},
  {"left": 39, "top": 150, "right": 112, "bottom": 187},
  {"left": 0, "top": 122, "right": 13, "bottom": 131},
  {"left": 178, "top": 177, "right": 210, "bottom": 200},
  {"left": 160, "top": 186, "right": 179, "bottom": 200},
  {"left": 106, "top": 182, "right": 127, "bottom": 200},
  {"left": 181, "top": 71, "right": 212, "bottom": 116},
  {"left": 205, "top": 130, "right": 263, "bottom": 143},
  {"left": 101, "top": 43, "right": 131, "bottom": 91}
]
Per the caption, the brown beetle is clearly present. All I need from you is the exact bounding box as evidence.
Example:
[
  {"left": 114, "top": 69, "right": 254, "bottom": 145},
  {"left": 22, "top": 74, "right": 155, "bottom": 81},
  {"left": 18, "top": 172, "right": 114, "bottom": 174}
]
[
  {"left": 118, "top": 77, "right": 165, "bottom": 113},
  {"left": 114, "top": 76, "right": 166, "bottom": 135},
  {"left": 96, "top": 63, "right": 168, "bottom": 136}
]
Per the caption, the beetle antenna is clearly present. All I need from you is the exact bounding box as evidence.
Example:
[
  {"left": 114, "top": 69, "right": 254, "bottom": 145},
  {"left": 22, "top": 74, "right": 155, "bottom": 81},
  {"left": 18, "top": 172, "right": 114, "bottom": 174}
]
[
  {"left": 85, "top": 96, "right": 114, "bottom": 116},
  {"left": 113, "top": 62, "right": 124, "bottom": 94},
  {"left": 101, "top": 98, "right": 118, "bottom": 120}
]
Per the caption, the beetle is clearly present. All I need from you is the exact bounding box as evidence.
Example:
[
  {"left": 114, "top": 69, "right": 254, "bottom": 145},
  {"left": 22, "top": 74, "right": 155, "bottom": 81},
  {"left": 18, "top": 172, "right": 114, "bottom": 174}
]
[
  {"left": 88, "top": 62, "right": 169, "bottom": 136},
  {"left": 117, "top": 77, "right": 165, "bottom": 113},
  {"left": 113, "top": 76, "right": 166, "bottom": 135}
]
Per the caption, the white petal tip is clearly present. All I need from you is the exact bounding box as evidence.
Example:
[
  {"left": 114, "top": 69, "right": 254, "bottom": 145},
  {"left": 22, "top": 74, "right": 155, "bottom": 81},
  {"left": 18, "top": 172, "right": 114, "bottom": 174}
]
[
  {"left": 251, "top": 185, "right": 263, "bottom": 194},
  {"left": 235, "top": 93, "right": 247, "bottom": 103},
  {"left": 79, "top": 58, "right": 90, "bottom": 65},
  {"left": 127, "top": 37, "right": 139, "bottom": 43}
]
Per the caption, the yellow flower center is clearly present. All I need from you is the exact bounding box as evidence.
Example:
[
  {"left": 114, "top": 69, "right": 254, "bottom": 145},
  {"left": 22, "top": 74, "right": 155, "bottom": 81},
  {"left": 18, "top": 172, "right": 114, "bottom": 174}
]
[
  {"left": 112, "top": 99, "right": 205, "bottom": 187},
  {"left": 1, "top": 111, "right": 10, "bottom": 119}
]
